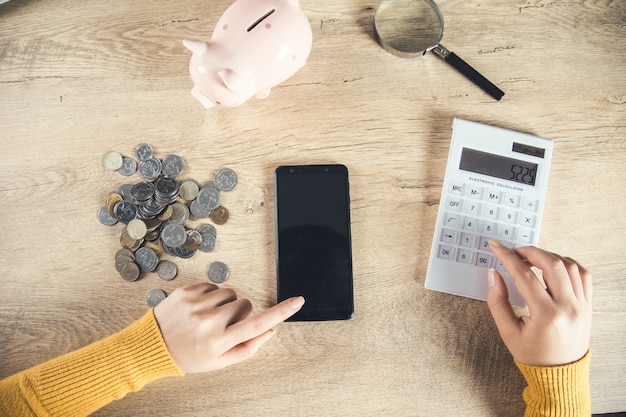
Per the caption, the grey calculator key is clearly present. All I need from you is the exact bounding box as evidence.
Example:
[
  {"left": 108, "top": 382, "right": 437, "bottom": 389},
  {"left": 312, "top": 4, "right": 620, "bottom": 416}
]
[
  {"left": 437, "top": 245, "right": 454, "bottom": 260},
  {"left": 475, "top": 253, "right": 493, "bottom": 268},
  {"left": 457, "top": 249, "right": 474, "bottom": 264},
  {"left": 459, "top": 232, "right": 478, "bottom": 248},
  {"left": 441, "top": 229, "right": 457, "bottom": 244}
]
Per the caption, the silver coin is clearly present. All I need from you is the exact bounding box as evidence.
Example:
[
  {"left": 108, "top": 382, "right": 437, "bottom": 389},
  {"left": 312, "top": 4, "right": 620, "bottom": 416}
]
[
  {"left": 198, "top": 223, "right": 217, "bottom": 238},
  {"left": 98, "top": 206, "right": 118, "bottom": 226},
  {"left": 134, "top": 246, "right": 159, "bottom": 272},
  {"left": 131, "top": 182, "right": 155, "bottom": 202},
  {"left": 119, "top": 262, "right": 140, "bottom": 282},
  {"left": 113, "top": 201, "right": 138, "bottom": 224},
  {"left": 199, "top": 231, "right": 216, "bottom": 252},
  {"left": 139, "top": 157, "right": 162, "bottom": 180},
  {"left": 135, "top": 143, "right": 154, "bottom": 162},
  {"left": 207, "top": 261, "right": 229, "bottom": 283},
  {"left": 116, "top": 183, "right": 134, "bottom": 200},
  {"left": 146, "top": 288, "right": 167, "bottom": 307},
  {"left": 214, "top": 168, "right": 238, "bottom": 191},
  {"left": 190, "top": 198, "right": 211, "bottom": 219},
  {"left": 161, "top": 223, "right": 187, "bottom": 248},
  {"left": 168, "top": 202, "right": 190, "bottom": 225},
  {"left": 162, "top": 155, "right": 185, "bottom": 178},
  {"left": 118, "top": 157, "right": 137, "bottom": 176},
  {"left": 196, "top": 184, "right": 221, "bottom": 211},
  {"left": 157, "top": 260, "right": 177, "bottom": 281}
]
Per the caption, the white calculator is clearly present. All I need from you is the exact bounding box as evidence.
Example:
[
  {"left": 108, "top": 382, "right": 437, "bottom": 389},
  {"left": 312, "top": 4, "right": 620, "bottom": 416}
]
[{"left": 425, "top": 118, "right": 554, "bottom": 307}]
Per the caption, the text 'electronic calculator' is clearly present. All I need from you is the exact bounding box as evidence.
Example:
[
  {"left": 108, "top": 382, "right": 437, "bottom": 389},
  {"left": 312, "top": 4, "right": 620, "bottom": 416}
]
[{"left": 425, "top": 119, "right": 554, "bottom": 307}]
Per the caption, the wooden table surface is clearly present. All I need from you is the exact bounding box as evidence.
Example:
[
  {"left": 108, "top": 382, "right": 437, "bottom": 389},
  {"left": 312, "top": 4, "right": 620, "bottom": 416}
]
[{"left": 1, "top": 0, "right": 624, "bottom": 415}]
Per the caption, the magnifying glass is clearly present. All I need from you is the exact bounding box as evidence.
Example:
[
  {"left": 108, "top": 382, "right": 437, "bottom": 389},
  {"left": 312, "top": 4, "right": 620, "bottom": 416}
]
[{"left": 374, "top": 0, "right": 504, "bottom": 101}]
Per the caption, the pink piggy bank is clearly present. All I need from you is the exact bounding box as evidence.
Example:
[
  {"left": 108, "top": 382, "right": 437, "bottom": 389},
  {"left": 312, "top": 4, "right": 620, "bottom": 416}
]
[{"left": 183, "top": 0, "right": 313, "bottom": 108}]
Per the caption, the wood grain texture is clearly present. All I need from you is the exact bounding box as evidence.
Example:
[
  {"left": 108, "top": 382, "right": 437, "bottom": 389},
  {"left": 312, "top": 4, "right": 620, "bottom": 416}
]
[{"left": 1, "top": 0, "right": 624, "bottom": 415}]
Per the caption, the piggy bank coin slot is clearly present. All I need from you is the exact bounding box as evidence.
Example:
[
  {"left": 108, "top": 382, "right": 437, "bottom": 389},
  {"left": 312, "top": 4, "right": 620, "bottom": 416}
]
[{"left": 247, "top": 8, "right": 276, "bottom": 32}]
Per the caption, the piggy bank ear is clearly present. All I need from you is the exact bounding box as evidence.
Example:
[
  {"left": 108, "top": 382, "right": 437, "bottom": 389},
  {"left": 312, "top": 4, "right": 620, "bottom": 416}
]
[
  {"left": 218, "top": 69, "right": 241, "bottom": 93},
  {"left": 183, "top": 39, "right": 208, "bottom": 54}
]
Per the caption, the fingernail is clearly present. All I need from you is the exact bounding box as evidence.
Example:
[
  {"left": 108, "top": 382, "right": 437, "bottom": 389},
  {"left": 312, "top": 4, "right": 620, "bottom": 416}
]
[
  {"left": 291, "top": 296, "right": 305, "bottom": 309},
  {"left": 488, "top": 269, "right": 497, "bottom": 287},
  {"left": 489, "top": 239, "right": 502, "bottom": 248}
]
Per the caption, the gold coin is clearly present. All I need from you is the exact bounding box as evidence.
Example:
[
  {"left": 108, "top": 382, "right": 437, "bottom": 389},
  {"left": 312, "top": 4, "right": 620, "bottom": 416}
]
[
  {"left": 127, "top": 219, "right": 147, "bottom": 240},
  {"left": 105, "top": 193, "right": 123, "bottom": 217},
  {"left": 143, "top": 218, "right": 162, "bottom": 232},
  {"left": 182, "top": 229, "right": 202, "bottom": 251},
  {"left": 103, "top": 151, "right": 123, "bottom": 170},
  {"left": 120, "top": 231, "right": 141, "bottom": 251},
  {"left": 157, "top": 204, "right": 173, "bottom": 221},
  {"left": 145, "top": 229, "right": 160, "bottom": 241},
  {"left": 210, "top": 206, "right": 229, "bottom": 225},
  {"left": 144, "top": 239, "right": 164, "bottom": 258}
]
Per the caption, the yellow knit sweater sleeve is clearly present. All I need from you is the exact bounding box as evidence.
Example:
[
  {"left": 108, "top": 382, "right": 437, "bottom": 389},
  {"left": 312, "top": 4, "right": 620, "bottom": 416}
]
[
  {"left": 515, "top": 350, "right": 591, "bottom": 417},
  {"left": 0, "top": 309, "right": 183, "bottom": 417}
]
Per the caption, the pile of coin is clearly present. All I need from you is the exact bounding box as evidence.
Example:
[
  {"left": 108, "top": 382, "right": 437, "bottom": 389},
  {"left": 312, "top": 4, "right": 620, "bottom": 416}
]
[{"left": 100, "top": 144, "right": 238, "bottom": 305}]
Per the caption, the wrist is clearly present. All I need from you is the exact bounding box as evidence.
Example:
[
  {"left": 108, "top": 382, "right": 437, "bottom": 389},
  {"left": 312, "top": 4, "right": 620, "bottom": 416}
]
[{"left": 515, "top": 350, "right": 591, "bottom": 416}]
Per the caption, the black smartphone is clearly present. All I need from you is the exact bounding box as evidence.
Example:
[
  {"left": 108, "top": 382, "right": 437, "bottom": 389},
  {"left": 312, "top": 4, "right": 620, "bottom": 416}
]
[{"left": 274, "top": 164, "right": 354, "bottom": 321}]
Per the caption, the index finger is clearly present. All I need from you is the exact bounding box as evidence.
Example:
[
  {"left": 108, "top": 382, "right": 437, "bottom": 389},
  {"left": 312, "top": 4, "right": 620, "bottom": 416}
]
[
  {"left": 489, "top": 240, "right": 551, "bottom": 307},
  {"left": 225, "top": 296, "right": 305, "bottom": 346}
]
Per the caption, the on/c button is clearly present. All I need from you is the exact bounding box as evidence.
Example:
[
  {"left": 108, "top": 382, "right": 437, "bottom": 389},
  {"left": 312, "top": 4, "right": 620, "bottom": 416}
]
[{"left": 437, "top": 245, "right": 454, "bottom": 260}]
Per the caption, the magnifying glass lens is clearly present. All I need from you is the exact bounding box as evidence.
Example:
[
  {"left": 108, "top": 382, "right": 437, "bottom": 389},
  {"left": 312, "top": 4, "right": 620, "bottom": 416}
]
[
  {"left": 374, "top": 0, "right": 504, "bottom": 100},
  {"left": 374, "top": 0, "right": 443, "bottom": 57}
]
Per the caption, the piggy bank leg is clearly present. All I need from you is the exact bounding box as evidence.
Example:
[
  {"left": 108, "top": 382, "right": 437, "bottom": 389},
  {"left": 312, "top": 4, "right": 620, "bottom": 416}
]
[
  {"left": 191, "top": 85, "right": 216, "bottom": 109},
  {"left": 255, "top": 89, "right": 270, "bottom": 100}
]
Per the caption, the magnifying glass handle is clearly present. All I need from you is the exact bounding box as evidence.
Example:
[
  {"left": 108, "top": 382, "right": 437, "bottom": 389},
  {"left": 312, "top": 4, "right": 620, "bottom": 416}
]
[{"left": 433, "top": 45, "right": 504, "bottom": 101}]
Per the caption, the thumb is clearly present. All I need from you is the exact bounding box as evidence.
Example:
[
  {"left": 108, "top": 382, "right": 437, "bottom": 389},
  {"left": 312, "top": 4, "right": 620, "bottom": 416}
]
[{"left": 487, "top": 269, "right": 520, "bottom": 342}]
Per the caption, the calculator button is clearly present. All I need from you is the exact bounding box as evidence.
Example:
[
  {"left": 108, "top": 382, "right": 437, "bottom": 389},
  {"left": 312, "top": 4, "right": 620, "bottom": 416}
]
[
  {"left": 499, "top": 225, "right": 516, "bottom": 240},
  {"left": 485, "top": 190, "right": 501, "bottom": 204},
  {"left": 464, "top": 201, "right": 481, "bottom": 215},
  {"left": 467, "top": 186, "right": 483, "bottom": 200},
  {"left": 500, "top": 208, "right": 518, "bottom": 224},
  {"left": 503, "top": 193, "right": 520, "bottom": 208},
  {"left": 446, "top": 196, "right": 463, "bottom": 212},
  {"left": 441, "top": 229, "right": 458, "bottom": 244},
  {"left": 443, "top": 213, "right": 460, "bottom": 228},
  {"left": 479, "top": 237, "right": 491, "bottom": 251},
  {"left": 459, "top": 232, "right": 478, "bottom": 248},
  {"left": 457, "top": 249, "right": 474, "bottom": 264},
  {"left": 495, "top": 259, "right": 506, "bottom": 272},
  {"left": 519, "top": 213, "right": 536, "bottom": 227},
  {"left": 483, "top": 205, "right": 499, "bottom": 220},
  {"left": 449, "top": 182, "right": 465, "bottom": 195},
  {"left": 480, "top": 220, "right": 497, "bottom": 236},
  {"left": 462, "top": 217, "right": 479, "bottom": 232},
  {"left": 475, "top": 253, "right": 493, "bottom": 268},
  {"left": 517, "top": 228, "right": 533, "bottom": 243},
  {"left": 522, "top": 197, "right": 539, "bottom": 212},
  {"left": 437, "top": 245, "right": 454, "bottom": 260}
]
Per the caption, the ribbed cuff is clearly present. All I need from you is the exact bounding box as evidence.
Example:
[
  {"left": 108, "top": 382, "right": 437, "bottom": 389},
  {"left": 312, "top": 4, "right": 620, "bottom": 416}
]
[
  {"left": 515, "top": 350, "right": 591, "bottom": 417},
  {"left": 21, "top": 309, "right": 183, "bottom": 417}
]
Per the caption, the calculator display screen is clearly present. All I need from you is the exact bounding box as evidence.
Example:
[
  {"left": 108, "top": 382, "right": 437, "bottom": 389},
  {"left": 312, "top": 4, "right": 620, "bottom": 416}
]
[{"left": 459, "top": 148, "right": 538, "bottom": 186}]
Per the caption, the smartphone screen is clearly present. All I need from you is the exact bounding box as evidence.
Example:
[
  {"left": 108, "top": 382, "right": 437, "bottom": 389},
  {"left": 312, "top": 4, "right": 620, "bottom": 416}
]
[{"left": 274, "top": 164, "right": 354, "bottom": 321}]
